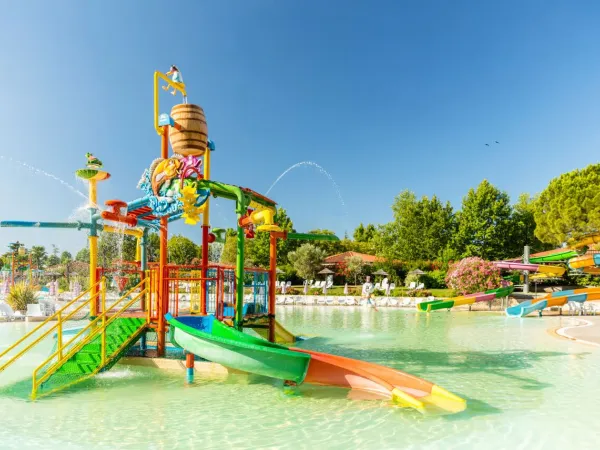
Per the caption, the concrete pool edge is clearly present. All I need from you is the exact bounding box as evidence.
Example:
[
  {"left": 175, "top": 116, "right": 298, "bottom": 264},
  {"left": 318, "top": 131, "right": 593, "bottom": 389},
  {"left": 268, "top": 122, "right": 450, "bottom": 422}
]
[{"left": 554, "top": 318, "right": 600, "bottom": 347}]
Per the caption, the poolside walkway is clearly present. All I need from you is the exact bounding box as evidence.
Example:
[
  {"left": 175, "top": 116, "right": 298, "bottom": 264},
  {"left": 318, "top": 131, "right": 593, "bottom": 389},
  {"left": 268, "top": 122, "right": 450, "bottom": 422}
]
[{"left": 556, "top": 316, "right": 600, "bottom": 347}]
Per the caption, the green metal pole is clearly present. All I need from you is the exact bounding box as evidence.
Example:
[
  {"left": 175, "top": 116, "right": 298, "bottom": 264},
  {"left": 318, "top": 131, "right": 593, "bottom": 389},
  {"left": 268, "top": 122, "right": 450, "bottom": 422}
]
[{"left": 235, "top": 221, "right": 245, "bottom": 330}]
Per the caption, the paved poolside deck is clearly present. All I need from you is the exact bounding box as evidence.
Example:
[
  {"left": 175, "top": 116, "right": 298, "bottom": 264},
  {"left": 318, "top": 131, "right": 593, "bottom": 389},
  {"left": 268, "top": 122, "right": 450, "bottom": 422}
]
[{"left": 556, "top": 316, "right": 600, "bottom": 346}]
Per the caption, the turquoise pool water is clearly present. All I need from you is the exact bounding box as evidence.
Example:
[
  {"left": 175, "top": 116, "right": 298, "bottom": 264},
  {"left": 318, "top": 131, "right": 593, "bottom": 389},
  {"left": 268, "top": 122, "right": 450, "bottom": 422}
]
[{"left": 1, "top": 307, "right": 599, "bottom": 449}]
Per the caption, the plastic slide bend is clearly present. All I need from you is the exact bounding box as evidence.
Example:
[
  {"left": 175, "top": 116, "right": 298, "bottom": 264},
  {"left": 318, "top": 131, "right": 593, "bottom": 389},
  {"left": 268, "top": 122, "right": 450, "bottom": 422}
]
[
  {"left": 290, "top": 347, "right": 466, "bottom": 414},
  {"left": 168, "top": 314, "right": 466, "bottom": 414}
]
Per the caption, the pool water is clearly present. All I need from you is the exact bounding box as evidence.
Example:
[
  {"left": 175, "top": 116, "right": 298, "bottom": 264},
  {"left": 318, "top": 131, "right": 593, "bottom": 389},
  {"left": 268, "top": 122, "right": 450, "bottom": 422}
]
[{"left": 1, "top": 307, "right": 599, "bottom": 449}]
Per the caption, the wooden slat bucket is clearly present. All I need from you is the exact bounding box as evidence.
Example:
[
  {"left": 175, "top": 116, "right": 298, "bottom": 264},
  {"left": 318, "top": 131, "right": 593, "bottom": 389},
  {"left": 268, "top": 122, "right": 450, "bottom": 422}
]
[{"left": 169, "top": 104, "right": 208, "bottom": 156}]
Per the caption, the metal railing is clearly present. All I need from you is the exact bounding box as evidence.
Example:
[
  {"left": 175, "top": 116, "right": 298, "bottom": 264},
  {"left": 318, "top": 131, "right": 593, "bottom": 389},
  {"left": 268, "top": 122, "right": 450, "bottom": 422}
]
[
  {"left": 31, "top": 277, "right": 150, "bottom": 399},
  {"left": 0, "top": 279, "right": 103, "bottom": 374}
]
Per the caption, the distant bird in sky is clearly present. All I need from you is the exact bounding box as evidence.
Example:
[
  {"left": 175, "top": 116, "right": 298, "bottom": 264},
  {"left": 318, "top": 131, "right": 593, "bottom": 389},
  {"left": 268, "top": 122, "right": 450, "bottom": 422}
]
[
  {"left": 485, "top": 143, "right": 490, "bottom": 146},
  {"left": 495, "top": 141, "right": 500, "bottom": 144}
]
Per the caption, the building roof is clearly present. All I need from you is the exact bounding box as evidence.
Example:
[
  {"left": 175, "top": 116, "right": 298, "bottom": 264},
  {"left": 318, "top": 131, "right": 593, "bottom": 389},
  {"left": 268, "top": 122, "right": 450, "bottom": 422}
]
[{"left": 323, "top": 251, "right": 384, "bottom": 265}]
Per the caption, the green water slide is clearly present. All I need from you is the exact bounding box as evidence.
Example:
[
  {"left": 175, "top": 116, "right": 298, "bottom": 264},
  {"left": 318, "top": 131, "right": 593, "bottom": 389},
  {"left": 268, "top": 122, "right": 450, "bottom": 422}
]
[
  {"left": 166, "top": 314, "right": 310, "bottom": 383},
  {"left": 529, "top": 249, "right": 579, "bottom": 263}
]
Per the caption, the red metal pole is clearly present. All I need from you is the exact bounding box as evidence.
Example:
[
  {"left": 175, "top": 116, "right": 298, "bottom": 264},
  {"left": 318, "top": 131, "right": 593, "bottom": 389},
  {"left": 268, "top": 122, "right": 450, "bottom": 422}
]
[{"left": 201, "top": 225, "right": 209, "bottom": 315}]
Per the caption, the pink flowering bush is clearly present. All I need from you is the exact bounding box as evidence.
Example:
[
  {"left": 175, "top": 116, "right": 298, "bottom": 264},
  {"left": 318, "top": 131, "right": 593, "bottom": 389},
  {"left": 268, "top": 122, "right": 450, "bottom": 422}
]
[{"left": 445, "top": 257, "right": 502, "bottom": 295}]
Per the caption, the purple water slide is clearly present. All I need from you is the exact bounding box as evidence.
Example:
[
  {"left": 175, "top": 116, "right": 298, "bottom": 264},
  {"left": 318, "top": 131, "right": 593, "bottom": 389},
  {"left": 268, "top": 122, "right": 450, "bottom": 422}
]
[{"left": 493, "top": 261, "right": 539, "bottom": 271}]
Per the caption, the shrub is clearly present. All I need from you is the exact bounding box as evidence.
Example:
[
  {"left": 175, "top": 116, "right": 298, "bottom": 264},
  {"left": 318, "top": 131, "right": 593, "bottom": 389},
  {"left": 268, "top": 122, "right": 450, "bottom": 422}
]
[
  {"left": 422, "top": 270, "right": 447, "bottom": 289},
  {"left": 7, "top": 283, "right": 38, "bottom": 311},
  {"left": 404, "top": 274, "right": 420, "bottom": 287},
  {"left": 446, "top": 257, "right": 502, "bottom": 295},
  {"left": 406, "top": 289, "right": 432, "bottom": 297}
]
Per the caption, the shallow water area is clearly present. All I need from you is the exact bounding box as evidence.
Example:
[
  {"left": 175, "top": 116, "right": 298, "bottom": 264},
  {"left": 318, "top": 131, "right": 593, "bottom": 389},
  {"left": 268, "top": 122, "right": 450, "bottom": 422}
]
[{"left": 1, "top": 307, "right": 600, "bottom": 449}]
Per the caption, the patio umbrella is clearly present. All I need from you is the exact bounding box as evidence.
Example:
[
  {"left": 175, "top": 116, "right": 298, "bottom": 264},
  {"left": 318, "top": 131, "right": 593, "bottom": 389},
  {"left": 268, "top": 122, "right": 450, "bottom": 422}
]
[
  {"left": 344, "top": 283, "right": 348, "bottom": 295},
  {"left": 408, "top": 269, "right": 425, "bottom": 288},
  {"left": 408, "top": 269, "right": 425, "bottom": 276},
  {"left": 318, "top": 268, "right": 335, "bottom": 275},
  {"left": 385, "top": 283, "right": 391, "bottom": 296},
  {"left": 276, "top": 268, "right": 284, "bottom": 274},
  {"left": 303, "top": 282, "right": 309, "bottom": 295},
  {"left": 372, "top": 269, "right": 389, "bottom": 277}
]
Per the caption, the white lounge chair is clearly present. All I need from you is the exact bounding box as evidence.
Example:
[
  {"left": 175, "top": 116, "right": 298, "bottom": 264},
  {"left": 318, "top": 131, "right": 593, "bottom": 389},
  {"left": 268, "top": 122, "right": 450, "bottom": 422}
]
[
  {"left": 316, "top": 296, "right": 327, "bottom": 305},
  {"left": 416, "top": 283, "right": 425, "bottom": 290},
  {"left": 408, "top": 282, "right": 416, "bottom": 289},
  {"left": 402, "top": 298, "right": 411, "bottom": 307},
  {"left": 388, "top": 298, "right": 398, "bottom": 307},
  {"left": 325, "top": 296, "right": 336, "bottom": 306},
  {"left": 376, "top": 297, "right": 388, "bottom": 307},
  {"left": 26, "top": 303, "right": 43, "bottom": 317},
  {"left": 374, "top": 283, "right": 381, "bottom": 291},
  {"left": 276, "top": 296, "right": 285, "bottom": 305},
  {"left": 345, "top": 297, "right": 357, "bottom": 306},
  {"left": 284, "top": 296, "right": 295, "bottom": 305},
  {"left": 0, "top": 301, "right": 18, "bottom": 321}
]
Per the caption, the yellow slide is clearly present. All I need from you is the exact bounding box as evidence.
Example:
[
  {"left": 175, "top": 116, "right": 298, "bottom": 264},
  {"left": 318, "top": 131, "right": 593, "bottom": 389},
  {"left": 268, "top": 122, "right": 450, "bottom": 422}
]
[
  {"left": 252, "top": 319, "right": 298, "bottom": 344},
  {"left": 536, "top": 265, "right": 566, "bottom": 276}
]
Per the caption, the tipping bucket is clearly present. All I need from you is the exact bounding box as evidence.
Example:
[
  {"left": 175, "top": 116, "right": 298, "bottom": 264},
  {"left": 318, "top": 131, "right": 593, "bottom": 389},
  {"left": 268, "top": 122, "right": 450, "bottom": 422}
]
[{"left": 169, "top": 104, "right": 208, "bottom": 156}]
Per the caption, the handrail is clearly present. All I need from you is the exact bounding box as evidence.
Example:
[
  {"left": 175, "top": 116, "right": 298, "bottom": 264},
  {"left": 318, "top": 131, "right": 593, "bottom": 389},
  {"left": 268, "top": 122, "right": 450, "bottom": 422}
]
[
  {"left": 0, "top": 279, "right": 103, "bottom": 373},
  {"left": 32, "top": 278, "right": 150, "bottom": 397},
  {"left": 154, "top": 71, "right": 187, "bottom": 135}
]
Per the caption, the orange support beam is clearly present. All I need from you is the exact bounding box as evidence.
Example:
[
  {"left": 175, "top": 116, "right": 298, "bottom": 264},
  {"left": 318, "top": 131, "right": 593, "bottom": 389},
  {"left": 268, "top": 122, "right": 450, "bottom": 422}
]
[
  {"left": 268, "top": 231, "right": 287, "bottom": 342},
  {"left": 157, "top": 126, "right": 169, "bottom": 357}
]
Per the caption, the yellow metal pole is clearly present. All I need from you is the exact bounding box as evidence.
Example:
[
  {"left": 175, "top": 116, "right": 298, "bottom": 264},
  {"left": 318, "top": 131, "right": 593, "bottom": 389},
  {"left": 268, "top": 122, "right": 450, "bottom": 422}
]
[
  {"left": 135, "top": 236, "right": 141, "bottom": 262},
  {"left": 89, "top": 179, "right": 99, "bottom": 317},
  {"left": 101, "top": 278, "right": 106, "bottom": 365},
  {"left": 200, "top": 148, "right": 211, "bottom": 313},
  {"left": 57, "top": 311, "right": 63, "bottom": 360}
]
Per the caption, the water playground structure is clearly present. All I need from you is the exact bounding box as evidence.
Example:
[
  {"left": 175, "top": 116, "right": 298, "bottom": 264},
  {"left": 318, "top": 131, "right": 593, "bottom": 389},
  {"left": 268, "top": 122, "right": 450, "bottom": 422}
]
[{"left": 0, "top": 69, "right": 466, "bottom": 414}]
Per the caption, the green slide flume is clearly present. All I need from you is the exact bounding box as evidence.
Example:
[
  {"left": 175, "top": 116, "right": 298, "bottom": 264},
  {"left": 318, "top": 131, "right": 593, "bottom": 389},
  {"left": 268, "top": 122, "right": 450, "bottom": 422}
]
[{"left": 166, "top": 314, "right": 310, "bottom": 383}]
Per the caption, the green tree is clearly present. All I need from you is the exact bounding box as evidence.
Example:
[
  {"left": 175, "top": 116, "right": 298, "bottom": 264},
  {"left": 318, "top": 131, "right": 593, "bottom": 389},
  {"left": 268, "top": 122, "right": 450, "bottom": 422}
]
[
  {"left": 534, "top": 163, "right": 600, "bottom": 245},
  {"left": 376, "top": 190, "right": 455, "bottom": 262},
  {"left": 122, "top": 235, "right": 138, "bottom": 262},
  {"left": 452, "top": 180, "right": 513, "bottom": 260},
  {"left": 343, "top": 255, "right": 364, "bottom": 285},
  {"left": 287, "top": 243, "right": 326, "bottom": 280},
  {"left": 220, "top": 229, "right": 241, "bottom": 265},
  {"left": 509, "top": 193, "right": 551, "bottom": 254},
  {"left": 306, "top": 229, "right": 344, "bottom": 255},
  {"left": 147, "top": 233, "right": 160, "bottom": 262},
  {"left": 31, "top": 246, "right": 47, "bottom": 269},
  {"left": 76, "top": 247, "right": 90, "bottom": 263},
  {"left": 60, "top": 251, "right": 73, "bottom": 264},
  {"left": 47, "top": 244, "right": 60, "bottom": 266},
  {"left": 168, "top": 235, "right": 200, "bottom": 265}
]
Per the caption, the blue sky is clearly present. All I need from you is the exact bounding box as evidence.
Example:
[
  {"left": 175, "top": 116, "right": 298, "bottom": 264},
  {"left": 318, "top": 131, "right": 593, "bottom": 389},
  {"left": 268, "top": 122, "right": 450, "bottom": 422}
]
[{"left": 1, "top": 1, "right": 600, "bottom": 255}]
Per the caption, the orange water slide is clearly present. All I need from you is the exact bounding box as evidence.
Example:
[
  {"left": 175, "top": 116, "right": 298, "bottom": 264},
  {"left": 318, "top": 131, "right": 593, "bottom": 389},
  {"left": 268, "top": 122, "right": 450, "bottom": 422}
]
[{"left": 290, "top": 348, "right": 466, "bottom": 414}]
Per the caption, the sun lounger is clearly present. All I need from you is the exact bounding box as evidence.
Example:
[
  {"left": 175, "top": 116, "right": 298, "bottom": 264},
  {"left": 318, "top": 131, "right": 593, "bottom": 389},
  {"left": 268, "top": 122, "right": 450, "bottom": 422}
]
[
  {"left": 388, "top": 298, "right": 398, "bottom": 307},
  {"left": 26, "top": 303, "right": 43, "bottom": 317},
  {"left": 284, "top": 296, "right": 295, "bottom": 305},
  {"left": 408, "top": 282, "right": 416, "bottom": 289},
  {"left": 345, "top": 297, "right": 356, "bottom": 306},
  {"left": 402, "top": 298, "right": 411, "bottom": 307}
]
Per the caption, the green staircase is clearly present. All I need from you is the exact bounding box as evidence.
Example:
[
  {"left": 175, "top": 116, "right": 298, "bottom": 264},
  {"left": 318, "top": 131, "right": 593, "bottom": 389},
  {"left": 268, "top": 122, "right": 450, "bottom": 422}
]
[{"left": 34, "top": 317, "right": 146, "bottom": 398}]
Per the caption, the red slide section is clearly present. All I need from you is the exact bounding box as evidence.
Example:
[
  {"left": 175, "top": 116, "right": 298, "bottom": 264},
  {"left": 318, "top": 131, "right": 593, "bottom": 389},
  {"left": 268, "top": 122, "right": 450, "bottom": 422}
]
[{"left": 290, "top": 348, "right": 466, "bottom": 414}]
